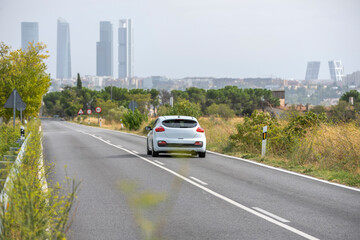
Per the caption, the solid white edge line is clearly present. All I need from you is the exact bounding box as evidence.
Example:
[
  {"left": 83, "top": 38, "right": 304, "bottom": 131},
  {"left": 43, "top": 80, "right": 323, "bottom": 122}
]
[
  {"left": 154, "top": 160, "right": 164, "bottom": 165},
  {"left": 67, "top": 121, "right": 360, "bottom": 193},
  {"left": 190, "top": 176, "right": 208, "bottom": 186},
  {"left": 133, "top": 150, "right": 139, "bottom": 154},
  {"left": 253, "top": 207, "right": 290, "bottom": 223},
  {"left": 77, "top": 129, "right": 319, "bottom": 240},
  {"left": 207, "top": 150, "right": 360, "bottom": 193}
]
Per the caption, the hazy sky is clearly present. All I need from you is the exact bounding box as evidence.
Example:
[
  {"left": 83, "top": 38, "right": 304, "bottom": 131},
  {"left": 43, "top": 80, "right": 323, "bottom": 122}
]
[{"left": 1, "top": 0, "right": 359, "bottom": 80}]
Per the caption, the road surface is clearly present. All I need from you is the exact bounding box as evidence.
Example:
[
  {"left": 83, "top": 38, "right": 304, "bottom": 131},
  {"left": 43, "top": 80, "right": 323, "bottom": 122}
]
[{"left": 42, "top": 119, "right": 360, "bottom": 240}]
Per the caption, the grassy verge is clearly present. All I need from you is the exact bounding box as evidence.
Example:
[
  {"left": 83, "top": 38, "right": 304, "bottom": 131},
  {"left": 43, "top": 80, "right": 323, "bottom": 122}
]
[
  {"left": 73, "top": 116, "right": 360, "bottom": 188},
  {"left": 0, "top": 119, "right": 79, "bottom": 239}
]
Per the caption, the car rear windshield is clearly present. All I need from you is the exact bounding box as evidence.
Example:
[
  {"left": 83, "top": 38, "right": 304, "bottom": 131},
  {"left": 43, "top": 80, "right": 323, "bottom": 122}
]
[{"left": 162, "top": 119, "right": 197, "bottom": 128}]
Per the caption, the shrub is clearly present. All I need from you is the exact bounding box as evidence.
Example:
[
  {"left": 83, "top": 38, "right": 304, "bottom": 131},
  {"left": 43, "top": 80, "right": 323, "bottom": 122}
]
[
  {"left": 230, "top": 110, "right": 278, "bottom": 154},
  {"left": 165, "top": 99, "right": 202, "bottom": 118},
  {"left": 206, "top": 103, "right": 235, "bottom": 119},
  {"left": 0, "top": 124, "right": 20, "bottom": 158},
  {"left": 106, "top": 106, "right": 128, "bottom": 123},
  {"left": 123, "top": 108, "right": 147, "bottom": 130}
]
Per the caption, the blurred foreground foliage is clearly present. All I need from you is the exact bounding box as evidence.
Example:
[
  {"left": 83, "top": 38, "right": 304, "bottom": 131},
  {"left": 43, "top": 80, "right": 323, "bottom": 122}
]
[{"left": 0, "top": 119, "right": 79, "bottom": 239}]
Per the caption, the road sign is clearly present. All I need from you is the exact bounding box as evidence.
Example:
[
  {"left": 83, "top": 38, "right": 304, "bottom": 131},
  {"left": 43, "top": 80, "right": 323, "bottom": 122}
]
[
  {"left": 95, "top": 106, "right": 102, "bottom": 113},
  {"left": 4, "top": 89, "right": 26, "bottom": 111},
  {"left": 87, "top": 109, "right": 92, "bottom": 114},
  {"left": 78, "top": 109, "right": 84, "bottom": 115},
  {"left": 4, "top": 89, "right": 27, "bottom": 127}
]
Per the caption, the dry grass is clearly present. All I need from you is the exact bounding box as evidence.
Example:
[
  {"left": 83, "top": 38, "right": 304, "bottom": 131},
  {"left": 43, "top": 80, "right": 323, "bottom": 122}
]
[
  {"left": 294, "top": 123, "right": 360, "bottom": 173},
  {"left": 198, "top": 116, "right": 243, "bottom": 153}
]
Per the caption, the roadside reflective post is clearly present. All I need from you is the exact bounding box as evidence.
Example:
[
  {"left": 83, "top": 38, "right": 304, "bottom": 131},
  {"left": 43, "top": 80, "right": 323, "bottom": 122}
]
[
  {"left": 20, "top": 126, "right": 25, "bottom": 140},
  {"left": 261, "top": 126, "right": 267, "bottom": 157}
]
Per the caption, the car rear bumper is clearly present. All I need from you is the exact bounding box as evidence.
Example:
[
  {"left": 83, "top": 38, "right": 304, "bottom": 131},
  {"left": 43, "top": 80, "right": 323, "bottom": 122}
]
[{"left": 153, "top": 138, "right": 206, "bottom": 153}]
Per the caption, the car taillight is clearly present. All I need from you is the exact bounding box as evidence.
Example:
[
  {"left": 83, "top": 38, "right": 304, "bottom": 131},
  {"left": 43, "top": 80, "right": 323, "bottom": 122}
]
[
  {"left": 155, "top": 126, "right": 165, "bottom": 132},
  {"left": 194, "top": 141, "right": 203, "bottom": 146},
  {"left": 158, "top": 141, "right": 167, "bottom": 145},
  {"left": 196, "top": 127, "right": 205, "bottom": 133}
]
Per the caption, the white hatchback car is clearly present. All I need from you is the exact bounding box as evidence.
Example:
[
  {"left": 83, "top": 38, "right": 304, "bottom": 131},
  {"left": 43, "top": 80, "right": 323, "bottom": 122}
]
[{"left": 145, "top": 116, "right": 206, "bottom": 158}]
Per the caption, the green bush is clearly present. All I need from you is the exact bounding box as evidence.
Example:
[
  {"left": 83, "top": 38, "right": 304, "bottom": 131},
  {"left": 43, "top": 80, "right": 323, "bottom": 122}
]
[
  {"left": 123, "top": 108, "right": 147, "bottom": 130},
  {"left": 230, "top": 110, "right": 328, "bottom": 156},
  {"left": 206, "top": 103, "right": 236, "bottom": 119},
  {"left": 230, "top": 110, "right": 279, "bottom": 153},
  {"left": 105, "top": 106, "right": 128, "bottom": 123},
  {"left": 164, "top": 99, "right": 202, "bottom": 118},
  {"left": 284, "top": 111, "right": 327, "bottom": 139},
  {"left": 0, "top": 124, "right": 20, "bottom": 158}
]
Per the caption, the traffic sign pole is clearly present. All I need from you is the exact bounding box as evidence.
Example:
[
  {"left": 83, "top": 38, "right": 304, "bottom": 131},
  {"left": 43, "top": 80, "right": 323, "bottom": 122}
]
[{"left": 95, "top": 106, "right": 102, "bottom": 127}]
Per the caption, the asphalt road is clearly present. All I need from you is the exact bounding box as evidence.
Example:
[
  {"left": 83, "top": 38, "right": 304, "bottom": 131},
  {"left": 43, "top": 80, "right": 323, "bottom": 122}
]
[{"left": 42, "top": 119, "right": 360, "bottom": 240}]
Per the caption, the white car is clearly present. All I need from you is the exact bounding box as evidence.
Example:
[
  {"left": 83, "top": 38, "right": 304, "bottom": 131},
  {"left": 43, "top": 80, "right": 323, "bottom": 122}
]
[{"left": 145, "top": 116, "right": 206, "bottom": 158}]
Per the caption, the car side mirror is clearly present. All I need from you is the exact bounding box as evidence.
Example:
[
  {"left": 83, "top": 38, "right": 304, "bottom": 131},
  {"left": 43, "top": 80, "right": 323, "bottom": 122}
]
[{"left": 145, "top": 126, "right": 152, "bottom": 131}]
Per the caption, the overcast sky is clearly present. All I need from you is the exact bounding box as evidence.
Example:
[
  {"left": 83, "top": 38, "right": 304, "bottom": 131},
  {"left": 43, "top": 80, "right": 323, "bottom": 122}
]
[{"left": 0, "top": 0, "right": 359, "bottom": 80}]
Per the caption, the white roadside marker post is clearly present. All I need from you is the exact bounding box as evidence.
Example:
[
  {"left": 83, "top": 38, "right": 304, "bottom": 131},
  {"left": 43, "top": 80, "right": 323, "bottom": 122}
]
[{"left": 261, "top": 126, "right": 267, "bottom": 157}]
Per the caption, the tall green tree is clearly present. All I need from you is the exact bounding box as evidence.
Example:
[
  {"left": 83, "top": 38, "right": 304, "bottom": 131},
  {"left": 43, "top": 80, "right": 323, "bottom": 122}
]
[
  {"left": 0, "top": 42, "right": 50, "bottom": 121},
  {"left": 77, "top": 73, "right": 82, "bottom": 90}
]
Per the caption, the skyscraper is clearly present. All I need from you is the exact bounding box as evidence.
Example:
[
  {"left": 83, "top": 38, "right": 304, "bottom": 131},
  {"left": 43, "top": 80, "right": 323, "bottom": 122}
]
[
  {"left": 328, "top": 60, "right": 344, "bottom": 82},
  {"left": 56, "top": 18, "right": 72, "bottom": 79},
  {"left": 118, "top": 19, "right": 133, "bottom": 79},
  {"left": 21, "top": 22, "right": 38, "bottom": 50},
  {"left": 97, "top": 21, "right": 113, "bottom": 76},
  {"left": 118, "top": 20, "right": 127, "bottom": 78},
  {"left": 305, "top": 61, "right": 320, "bottom": 80}
]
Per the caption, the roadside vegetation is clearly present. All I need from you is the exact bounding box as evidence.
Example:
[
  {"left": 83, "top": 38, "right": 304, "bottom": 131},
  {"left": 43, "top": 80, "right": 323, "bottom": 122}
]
[
  {"left": 0, "top": 119, "right": 79, "bottom": 239},
  {"left": 66, "top": 87, "right": 360, "bottom": 188},
  {"left": 0, "top": 42, "right": 78, "bottom": 239}
]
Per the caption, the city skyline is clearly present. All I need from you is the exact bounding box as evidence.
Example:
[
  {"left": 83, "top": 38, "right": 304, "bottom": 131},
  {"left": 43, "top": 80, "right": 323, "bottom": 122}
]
[
  {"left": 1, "top": 0, "right": 359, "bottom": 80},
  {"left": 56, "top": 18, "right": 71, "bottom": 79}
]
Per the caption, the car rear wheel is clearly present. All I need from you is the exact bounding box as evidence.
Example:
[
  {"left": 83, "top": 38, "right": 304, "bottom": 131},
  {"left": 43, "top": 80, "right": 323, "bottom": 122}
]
[
  {"left": 147, "top": 141, "right": 151, "bottom": 155},
  {"left": 152, "top": 143, "right": 159, "bottom": 157},
  {"left": 199, "top": 151, "right": 206, "bottom": 158}
]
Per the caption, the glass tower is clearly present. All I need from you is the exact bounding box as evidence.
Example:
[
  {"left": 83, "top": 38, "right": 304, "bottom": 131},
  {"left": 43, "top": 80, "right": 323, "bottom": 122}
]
[
  {"left": 97, "top": 21, "right": 113, "bottom": 76},
  {"left": 21, "top": 22, "right": 39, "bottom": 50},
  {"left": 118, "top": 19, "right": 133, "bottom": 79},
  {"left": 56, "top": 18, "right": 72, "bottom": 79},
  {"left": 328, "top": 60, "right": 344, "bottom": 82},
  {"left": 305, "top": 61, "right": 320, "bottom": 80}
]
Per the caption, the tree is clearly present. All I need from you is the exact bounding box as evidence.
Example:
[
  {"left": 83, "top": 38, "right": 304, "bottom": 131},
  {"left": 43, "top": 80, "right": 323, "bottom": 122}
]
[
  {"left": 206, "top": 103, "right": 235, "bottom": 119},
  {"left": 340, "top": 90, "right": 360, "bottom": 104},
  {"left": 0, "top": 42, "right": 50, "bottom": 121},
  {"left": 166, "top": 99, "right": 202, "bottom": 118},
  {"left": 77, "top": 73, "right": 82, "bottom": 90}
]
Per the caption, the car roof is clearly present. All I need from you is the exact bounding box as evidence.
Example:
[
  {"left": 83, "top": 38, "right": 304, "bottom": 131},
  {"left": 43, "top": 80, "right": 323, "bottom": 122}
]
[{"left": 159, "top": 115, "right": 198, "bottom": 121}]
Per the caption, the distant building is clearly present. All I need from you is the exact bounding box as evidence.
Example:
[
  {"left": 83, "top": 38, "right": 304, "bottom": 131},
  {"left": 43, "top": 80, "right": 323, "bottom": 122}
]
[
  {"left": 328, "top": 60, "right": 344, "bottom": 82},
  {"left": 272, "top": 90, "right": 285, "bottom": 107},
  {"left": 345, "top": 71, "right": 360, "bottom": 87},
  {"left": 97, "top": 21, "right": 113, "bottom": 76},
  {"left": 118, "top": 19, "right": 133, "bottom": 79},
  {"left": 305, "top": 61, "right": 320, "bottom": 80},
  {"left": 21, "top": 22, "right": 38, "bottom": 50},
  {"left": 56, "top": 18, "right": 72, "bottom": 79}
]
